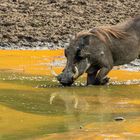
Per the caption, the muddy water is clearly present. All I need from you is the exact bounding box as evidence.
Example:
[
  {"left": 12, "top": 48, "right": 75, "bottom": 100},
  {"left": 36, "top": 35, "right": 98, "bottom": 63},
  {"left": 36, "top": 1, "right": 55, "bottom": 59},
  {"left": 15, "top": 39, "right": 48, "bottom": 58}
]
[
  {"left": 0, "top": 75, "right": 140, "bottom": 140},
  {"left": 0, "top": 50, "right": 140, "bottom": 140}
]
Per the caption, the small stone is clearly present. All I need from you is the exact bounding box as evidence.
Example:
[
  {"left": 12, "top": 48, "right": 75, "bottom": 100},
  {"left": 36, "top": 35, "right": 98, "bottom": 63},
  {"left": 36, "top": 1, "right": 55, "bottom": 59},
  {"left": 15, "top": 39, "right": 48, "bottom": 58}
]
[
  {"left": 80, "top": 83, "right": 85, "bottom": 86},
  {"left": 47, "top": 0, "right": 57, "bottom": 4},
  {"left": 114, "top": 117, "right": 125, "bottom": 121},
  {"left": 12, "top": 0, "right": 18, "bottom": 2}
]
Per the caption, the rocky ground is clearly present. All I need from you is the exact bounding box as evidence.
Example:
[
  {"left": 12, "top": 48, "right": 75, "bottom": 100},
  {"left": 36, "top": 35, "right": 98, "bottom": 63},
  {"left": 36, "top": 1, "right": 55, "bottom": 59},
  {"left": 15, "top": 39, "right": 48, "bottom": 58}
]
[{"left": 0, "top": 0, "right": 140, "bottom": 49}]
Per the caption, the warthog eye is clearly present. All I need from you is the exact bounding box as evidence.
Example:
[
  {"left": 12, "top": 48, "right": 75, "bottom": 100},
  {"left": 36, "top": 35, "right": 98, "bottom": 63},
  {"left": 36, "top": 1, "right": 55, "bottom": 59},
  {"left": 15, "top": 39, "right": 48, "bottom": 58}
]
[
  {"left": 75, "top": 55, "right": 83, "bottom": 61},
  {"left": 75, "top": 49, "right": 83, "bottom": 61}
]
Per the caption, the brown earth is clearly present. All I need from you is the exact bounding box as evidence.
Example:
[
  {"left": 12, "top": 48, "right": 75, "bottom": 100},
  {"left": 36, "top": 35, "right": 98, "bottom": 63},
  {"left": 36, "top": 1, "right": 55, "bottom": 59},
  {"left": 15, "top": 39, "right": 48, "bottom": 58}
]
[{"left": 0, "top": 0, "right": 140, "bottom": 49}]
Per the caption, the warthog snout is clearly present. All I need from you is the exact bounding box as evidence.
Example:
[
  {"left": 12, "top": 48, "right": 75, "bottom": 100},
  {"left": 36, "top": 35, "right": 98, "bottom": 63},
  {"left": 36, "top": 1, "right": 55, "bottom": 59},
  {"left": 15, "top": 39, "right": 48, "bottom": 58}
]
[
  {"left": 57, "top": 66, "right": 79, "bottom": 86},
  {"left": 57, "top": 73, "right": 74, "bottom": 86}
]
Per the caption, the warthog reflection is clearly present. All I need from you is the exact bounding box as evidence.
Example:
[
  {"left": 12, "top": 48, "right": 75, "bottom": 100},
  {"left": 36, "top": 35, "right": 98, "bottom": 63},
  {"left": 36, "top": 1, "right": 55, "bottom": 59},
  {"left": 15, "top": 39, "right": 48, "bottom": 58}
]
[
  {"left": 50, "top": 90, "right": 89, "bottom": 111},
  {"left": 49, "top": 89, "right": 90, "bottom": 129}
]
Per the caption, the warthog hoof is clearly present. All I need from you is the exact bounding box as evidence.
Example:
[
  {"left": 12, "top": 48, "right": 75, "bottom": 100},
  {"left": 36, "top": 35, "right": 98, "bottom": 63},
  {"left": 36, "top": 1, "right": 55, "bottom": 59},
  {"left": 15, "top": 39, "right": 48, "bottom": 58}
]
[
  {"left": 102, "top": 77, "right": 110, "bottom": 85},
  {"left": 95, "top": 77, "right": 110, "bottom": 85}
]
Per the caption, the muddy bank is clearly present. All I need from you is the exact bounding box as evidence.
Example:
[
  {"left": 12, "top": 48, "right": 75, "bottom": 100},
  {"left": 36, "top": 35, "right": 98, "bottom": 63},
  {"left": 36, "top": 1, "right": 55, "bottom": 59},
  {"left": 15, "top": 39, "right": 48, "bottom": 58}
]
[{"left": 0, "top": 0, "right": 140, "bottom": 49}]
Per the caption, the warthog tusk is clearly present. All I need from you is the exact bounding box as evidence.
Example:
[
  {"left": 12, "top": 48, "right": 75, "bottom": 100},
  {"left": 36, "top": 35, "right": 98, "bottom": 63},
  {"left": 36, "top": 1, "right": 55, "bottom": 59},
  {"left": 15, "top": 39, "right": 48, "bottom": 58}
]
[
  {"left": 83, "top": 58, "right": 91, "bottom": 73},
  {"left": 50, "top": 65, "right": 58, "bottom": 76},
  {"left": 84, "top": 62, "right": 91, "bottom": 73},
  {"left": 73, "top": 66, "right": 79, "bottom": 79}
]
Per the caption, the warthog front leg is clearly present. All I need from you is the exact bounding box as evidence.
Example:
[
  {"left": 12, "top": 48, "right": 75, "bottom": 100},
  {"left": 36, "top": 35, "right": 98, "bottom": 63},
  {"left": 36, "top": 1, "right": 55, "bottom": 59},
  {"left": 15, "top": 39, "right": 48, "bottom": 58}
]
[
  {"left": 87, "top": 66, "right": 99, "bottom": 85},
  {"left": 95, "top": 66, "right": 112, "bottom": 85},
  {"left": 87, "top": 72, "right": 97, "bottom": 85}
]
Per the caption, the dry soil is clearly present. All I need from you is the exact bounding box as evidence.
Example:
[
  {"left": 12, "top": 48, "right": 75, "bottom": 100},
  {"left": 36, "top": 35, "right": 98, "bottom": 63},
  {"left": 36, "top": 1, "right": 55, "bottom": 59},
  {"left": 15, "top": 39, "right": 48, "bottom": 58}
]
[{"left": 0, "top": 0, "right": 140, "bottom": 49}]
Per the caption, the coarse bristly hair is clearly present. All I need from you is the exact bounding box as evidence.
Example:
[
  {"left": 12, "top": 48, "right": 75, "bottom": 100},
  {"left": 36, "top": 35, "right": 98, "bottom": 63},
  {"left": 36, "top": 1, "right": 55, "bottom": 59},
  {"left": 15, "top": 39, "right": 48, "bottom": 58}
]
[{"left": 76, "top": 25, "right": 128, "bottom": 44}]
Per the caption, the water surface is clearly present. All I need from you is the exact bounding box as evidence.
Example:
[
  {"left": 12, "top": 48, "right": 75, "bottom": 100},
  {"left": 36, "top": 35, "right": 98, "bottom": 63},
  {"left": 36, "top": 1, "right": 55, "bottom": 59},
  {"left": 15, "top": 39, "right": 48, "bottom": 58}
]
[
  {"left": 0, "top": 73, "right": 140, "bottom": 140},
  {"left": 0, "top": 50, "right": 139, "bottom": 140}
]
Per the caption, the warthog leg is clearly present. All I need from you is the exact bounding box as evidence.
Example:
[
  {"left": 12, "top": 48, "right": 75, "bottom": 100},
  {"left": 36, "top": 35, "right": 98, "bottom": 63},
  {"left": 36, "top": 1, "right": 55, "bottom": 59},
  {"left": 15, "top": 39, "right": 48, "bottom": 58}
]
[
  {"left": 87, "top": 67, "right": 99, "bottom": 85},
  {"left": 87, "top": 73, "right": 97, "bottom": 85},
  {"left": 95, "top": 66, "right": 112, "bottom": 85}
]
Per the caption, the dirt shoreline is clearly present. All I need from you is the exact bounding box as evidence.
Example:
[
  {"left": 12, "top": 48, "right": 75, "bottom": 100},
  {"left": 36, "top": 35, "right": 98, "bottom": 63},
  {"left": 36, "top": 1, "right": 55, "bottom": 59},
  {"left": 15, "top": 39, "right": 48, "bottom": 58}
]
[{"left": 0, "top": 0, "right": 140, "bottom": 49}]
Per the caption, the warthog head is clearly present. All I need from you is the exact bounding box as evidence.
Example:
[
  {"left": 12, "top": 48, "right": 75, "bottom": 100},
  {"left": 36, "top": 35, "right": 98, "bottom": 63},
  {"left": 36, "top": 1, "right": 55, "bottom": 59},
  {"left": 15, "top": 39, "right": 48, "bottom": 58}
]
[{"left": 57, "top": 32, "right": 92, "bottom": 86}]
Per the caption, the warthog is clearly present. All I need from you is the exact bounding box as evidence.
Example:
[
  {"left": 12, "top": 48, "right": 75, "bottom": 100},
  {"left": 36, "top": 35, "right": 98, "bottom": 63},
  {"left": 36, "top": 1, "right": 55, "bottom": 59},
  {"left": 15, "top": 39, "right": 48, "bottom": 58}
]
[{"left": 57, "top": 16, "right": 140, "bottom": 86}]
